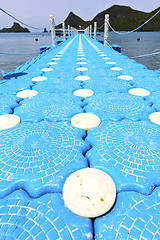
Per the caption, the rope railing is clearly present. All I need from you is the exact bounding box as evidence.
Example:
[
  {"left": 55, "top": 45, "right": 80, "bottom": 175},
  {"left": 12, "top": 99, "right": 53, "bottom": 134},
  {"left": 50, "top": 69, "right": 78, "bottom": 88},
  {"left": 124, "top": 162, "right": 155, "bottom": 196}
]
[
  {"left": 107, "top": 9, "right": 160, "bottom": 35},
  {"left": 0, "top": 8, "right": 44, "bottom": 30},
  {"left": 97, "top": 23, "right": 105, "bottom": 30},
  {"left": 130, "top": 51, "right": 160, "bottom": 59},
  {"left": 0, "top": 52, "right": 40, "bottom": 56}
]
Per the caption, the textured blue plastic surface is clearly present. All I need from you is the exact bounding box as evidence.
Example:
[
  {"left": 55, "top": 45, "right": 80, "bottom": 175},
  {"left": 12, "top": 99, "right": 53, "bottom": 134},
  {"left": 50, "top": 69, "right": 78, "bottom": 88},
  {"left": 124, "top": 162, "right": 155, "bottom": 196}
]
[
  {"left": 0, "top": 79, "right": 34, "bottom": 94},
  {"left": 84, "top": 92, "right": 154, "bottom": 121},
  {"left": 145, "top": 91, "right": 160, "bottom": 106},
  {"left": 83, "top": 79, "right": 132, "bottom": 93},
  {"left": 95, "top": 187, "right": 160, "bottom": 240},
  {"left": 0, "top": 120, "right": 89, "bottom": 194},
  {"left": 86, "top": 119, "right": 160, "bottom": 194},
  {"left": 32, "top": 79, "right": 81, "bottom": 93},
  {"left": 0, "top": 94, "right": 21, "bottom": 114},
  {"left": 14, "top": 93, "right": 84, "bottom": 122},
  {"left": 0, "top": 191, "right": 93, "bottom": 239}
]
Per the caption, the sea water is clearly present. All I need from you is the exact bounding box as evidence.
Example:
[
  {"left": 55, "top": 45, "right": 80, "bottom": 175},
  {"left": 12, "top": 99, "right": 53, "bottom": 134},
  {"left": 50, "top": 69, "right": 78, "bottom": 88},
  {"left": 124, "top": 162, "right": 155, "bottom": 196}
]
[{"left": 0, "top": 32, "right": 160, "bottom": 74}]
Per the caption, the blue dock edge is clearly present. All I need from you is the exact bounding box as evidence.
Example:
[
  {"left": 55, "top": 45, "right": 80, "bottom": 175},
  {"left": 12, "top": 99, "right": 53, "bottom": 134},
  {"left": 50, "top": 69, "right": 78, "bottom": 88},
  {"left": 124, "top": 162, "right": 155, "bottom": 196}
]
[
  {"left": 97, "top": 39, "right": 121, "bottom": 52},
  {"left": 0, "top": 34, "right": 160, "bottom": 239}
]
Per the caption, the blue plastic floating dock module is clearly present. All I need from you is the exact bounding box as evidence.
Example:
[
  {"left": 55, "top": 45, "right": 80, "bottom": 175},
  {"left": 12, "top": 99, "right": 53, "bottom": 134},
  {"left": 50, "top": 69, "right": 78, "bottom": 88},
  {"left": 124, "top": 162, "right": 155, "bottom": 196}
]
[
  {"left": 0, "top": 191, "right": 93, "bottom": 239},
  {"left": 0, "top": 121, "right": 90, "bottom": 194},
  {"left": 94, "top": 187, "right": 160, "bottom": 239},
  {"left": 0, "top": 34, "right": 160, "bottom": 239},
  {"left": 84, "top": 92, "right": 154, "bottom": 121},
  {"left": 14, "top": 93, "right": 84, "bottom": 122},
  {"left": 86, "top": 119, "right": 160, "bottom": 194}
]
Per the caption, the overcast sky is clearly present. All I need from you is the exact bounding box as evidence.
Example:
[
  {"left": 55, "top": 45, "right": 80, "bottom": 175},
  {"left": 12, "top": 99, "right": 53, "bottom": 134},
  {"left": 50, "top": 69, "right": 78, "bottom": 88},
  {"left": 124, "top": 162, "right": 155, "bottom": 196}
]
[{"left": 0, "top": 0, "right": 160, "bottom": 31}]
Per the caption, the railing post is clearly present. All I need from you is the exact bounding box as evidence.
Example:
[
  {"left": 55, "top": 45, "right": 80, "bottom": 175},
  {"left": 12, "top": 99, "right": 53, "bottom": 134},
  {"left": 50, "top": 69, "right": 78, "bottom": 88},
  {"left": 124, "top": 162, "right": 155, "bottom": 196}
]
[
  {"left": 71, "top": 27, "right": 73, "bottom": 36},
  {"left": 104, "top": 14, "right": 109, "bottom": 46},
  {"left": 89, "top": 25, "right": 92, "bottom": 37},
  {"left": 68, "top": 25, "right": 70, "bottom": 38},
  {"left": 50, "top": 15, "right": 57, "bottom": 46},
  {"left": 62, "top": 22, "right": 66, "bottom": 40},
  {"left": 94, "top": 22, "right": 97, "bottom": 40}
]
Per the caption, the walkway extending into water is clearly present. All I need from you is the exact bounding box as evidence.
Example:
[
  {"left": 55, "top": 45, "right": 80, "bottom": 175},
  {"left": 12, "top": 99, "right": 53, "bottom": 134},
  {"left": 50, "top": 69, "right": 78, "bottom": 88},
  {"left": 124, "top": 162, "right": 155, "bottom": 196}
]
[{"left": 0, "top": 34, "right": 160, "bottom": 239}]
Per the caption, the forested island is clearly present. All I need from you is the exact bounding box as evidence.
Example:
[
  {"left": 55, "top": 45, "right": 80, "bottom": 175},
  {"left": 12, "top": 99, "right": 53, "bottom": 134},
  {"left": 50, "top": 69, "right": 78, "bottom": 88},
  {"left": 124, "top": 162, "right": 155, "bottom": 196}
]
[{"left": 0, "top": 22, "right": 30, "bottom": 32}]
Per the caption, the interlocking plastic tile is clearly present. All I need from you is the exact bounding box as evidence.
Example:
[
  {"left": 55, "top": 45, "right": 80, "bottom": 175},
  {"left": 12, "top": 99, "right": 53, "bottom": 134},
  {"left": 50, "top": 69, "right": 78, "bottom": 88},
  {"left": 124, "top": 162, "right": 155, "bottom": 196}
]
[
  {"left": 145, "top": 91, "right": 160, "bottom": 106},
  {"left": 86, "top": 119, "right": 160, "bottom": 194},
  {"left": 0, "top": 94, "right": 21, "bottom": 114},
  {"left": 94, "top": 187, "right": 160, "bottom": 240},
  {"left": 0, "top": 120, "right": 89, "bottom": 195},
  {"left": 14, "top": 93, "right": 84, "bottom": 122},
  {"left": 133, "top": 79, "right": 160, "bottom": 92},
  {"left": 0, "top": 79, "right": 34, "bottom": 94},
  {"left": 0, "top": 191, "right": 93, "bottom": 239},
  {"left": 32, "top": 80, "right": 81, "bottom": 93},
  {"left": 83, "top": 79, "right": 132, "bottom": 93},
  {"left": 84, "top": 92, "right": 154, "bottom": 121}
]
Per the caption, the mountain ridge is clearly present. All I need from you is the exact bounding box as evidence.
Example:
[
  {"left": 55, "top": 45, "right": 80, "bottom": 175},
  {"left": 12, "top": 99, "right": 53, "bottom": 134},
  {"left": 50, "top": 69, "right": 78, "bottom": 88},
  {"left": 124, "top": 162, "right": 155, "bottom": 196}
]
[{"left": 61, "top": 5, "right": 160, "bottom": 31}]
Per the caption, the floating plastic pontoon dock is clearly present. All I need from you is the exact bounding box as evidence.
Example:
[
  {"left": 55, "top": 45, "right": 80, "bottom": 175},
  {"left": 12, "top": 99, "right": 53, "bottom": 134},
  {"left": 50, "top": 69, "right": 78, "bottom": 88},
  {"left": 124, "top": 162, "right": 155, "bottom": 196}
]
[{"left": 0, "top": 34, "right": 160, "bottom": 239}]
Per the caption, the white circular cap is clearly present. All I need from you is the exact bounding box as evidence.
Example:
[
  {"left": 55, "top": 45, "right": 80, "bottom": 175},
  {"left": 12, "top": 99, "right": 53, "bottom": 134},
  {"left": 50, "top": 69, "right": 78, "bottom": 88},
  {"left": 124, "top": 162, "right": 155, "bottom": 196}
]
[
  {"left": 77, "top": 57, "right": 86, "bottom": 60},
  {"left": 149, "top": 112, "right": 160, "bottom": 125},
  {"left": 16, "top": 90, "right": 38, "bottom": 99},
  {"left": 128, "top": 88, "right": 150, "bottom": 97},
  {"left": 77, "top": 54, "right": 85, "bottom": 57},
  {"left": 98, "top": 52, "right": 104, "bottom": 54},
  {"left": 76, "top": 67, "right": 88, "bottom": 72},
  {"left": 71, "top": 113, "right": 101, "bottom": 130},
  {"left": 117, "top": 75, "right": 133, "bottom": 81},
  {"left": 47, "top": 62, "right": 58, "bottom": 65},
  {"left": 40, "top": 68, "right": 53, "bottom": 72},
  {"left": 106, "top": 61, "right": 116, "bottom": 65},
  {"left": 110, "top": 67, "right": 123, "bottom": 71},
  {"left": 0, "top": 114, "right": 20, "bottom": 130},
  {"left": 55, "top": 54, "right": 62, "bottom": 57},
  {"left": 76, "top": 62, "right": 87, "bottom": 65},
  {"left": 102, "top": 57, "right": 111, "bottom": 60},
  {"left": 73, "top": 89, "right": 94, "bottom": 98},
  {"left": 31, "top": 76, "right": 48, "bottom": 82},
  {"left": 99, "top": 54, "right": 107, "bottom": 57},
  {"left": 74, "top": 76, "right": 90, "bottom": 82},
  {"left": 63, "top": 168, "right": 116, "bottom": 218},
  {"left": 51, "top": 58, "right": 60, "bottom": 60}
]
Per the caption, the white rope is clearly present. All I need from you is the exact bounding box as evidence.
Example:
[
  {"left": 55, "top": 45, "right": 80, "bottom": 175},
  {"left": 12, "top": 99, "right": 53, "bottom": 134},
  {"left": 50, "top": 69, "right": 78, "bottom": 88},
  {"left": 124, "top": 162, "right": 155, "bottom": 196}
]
[
  {"left": 130, "top": 51, "right": 160, "bottom": 59},
  {"left": 107, "top": 9, "right": 160, "bottom": 35},
  {"left": 97, "top": 23, "right": 105, "bottom": 30}
]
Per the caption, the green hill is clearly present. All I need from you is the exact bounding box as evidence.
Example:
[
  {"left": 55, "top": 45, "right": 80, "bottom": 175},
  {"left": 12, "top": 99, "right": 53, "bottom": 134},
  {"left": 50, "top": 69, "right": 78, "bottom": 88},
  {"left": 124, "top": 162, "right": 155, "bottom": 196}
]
[
  {"left": 0, "top": 22, "right": 30, "bottom": 32},
  {"left": 62, "top": 5, "right": 160, "bottom": 31}
]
